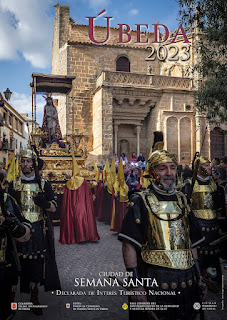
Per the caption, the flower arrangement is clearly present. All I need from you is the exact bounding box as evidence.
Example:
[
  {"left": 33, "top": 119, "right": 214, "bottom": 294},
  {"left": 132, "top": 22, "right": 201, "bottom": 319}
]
[
  {"left": 47, "top": 172, "right": 56, "bottom": 180},
  {"left": 62, "top": 172, "right": 71, "bottom": 180}
]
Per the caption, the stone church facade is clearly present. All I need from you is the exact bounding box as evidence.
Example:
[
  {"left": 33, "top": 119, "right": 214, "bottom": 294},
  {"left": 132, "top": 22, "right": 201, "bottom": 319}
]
[{"left": 52, "top": 4, "right": 227, "bottom": 164}]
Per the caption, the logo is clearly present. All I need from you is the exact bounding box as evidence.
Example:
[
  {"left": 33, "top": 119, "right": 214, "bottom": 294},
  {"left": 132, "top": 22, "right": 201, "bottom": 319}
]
[
  {"left": 193, "top": 302, "right": 201, "bottom": 310},
  {"left": 11, "top": 303, "right": 17, "bottom": 310},
  {"left": 122, "top": 303, "right": 128, "bottom": 310},
  {"left": 65, "top": 303, "right": 71, "bottom": 309}
]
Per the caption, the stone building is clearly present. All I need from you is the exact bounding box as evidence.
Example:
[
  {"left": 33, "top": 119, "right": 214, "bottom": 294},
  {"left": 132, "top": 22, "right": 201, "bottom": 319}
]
[
  {"left": 51, "top": 4, "right": 227, "bottom": 164},
  {"left": 0, "top": 93, "right": 28, "bottom": 166}
]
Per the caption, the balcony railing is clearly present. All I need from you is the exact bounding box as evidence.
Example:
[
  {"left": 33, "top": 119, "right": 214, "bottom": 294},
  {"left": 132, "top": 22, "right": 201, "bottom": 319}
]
[{"left": 95, "top": 71, "right": 193, "bottom": 91}]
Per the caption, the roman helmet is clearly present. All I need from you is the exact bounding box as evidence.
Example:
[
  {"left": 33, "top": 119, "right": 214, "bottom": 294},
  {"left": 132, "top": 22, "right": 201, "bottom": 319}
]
[
  {"left": 193, "top": 154, "right": 211, "bottom": 177},
  {"left": 147, "top": 132, "right": 178, "bottom": 189},
  {"left": 19, "top": 149, "right": 38, "bottom": 169}
]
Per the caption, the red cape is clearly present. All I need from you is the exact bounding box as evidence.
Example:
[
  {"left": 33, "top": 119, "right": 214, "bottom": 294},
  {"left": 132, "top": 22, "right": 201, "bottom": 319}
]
[
  {"left": 111, "top": 197, "right": 128, "bottom": 232},
  {"left": 94, "top": 181, "right": 102, "bottom": 217},
  {"left": 59, "top": 180, "right": 100, "bottom": 244},
  {"left": 98, "top": 187, "right": 112, "bottom": 224}
]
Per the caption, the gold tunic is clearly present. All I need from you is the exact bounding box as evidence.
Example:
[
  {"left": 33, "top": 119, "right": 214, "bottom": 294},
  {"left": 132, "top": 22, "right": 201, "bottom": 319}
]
[
  {"left": 139, "top": 192, "right": 194, "bottom": 270},
  {"left": 13, "top": 178, "right": 45, "bottom": 223},
  {"left": 191, "top": 179, "right": 217, "bottom": 220}
]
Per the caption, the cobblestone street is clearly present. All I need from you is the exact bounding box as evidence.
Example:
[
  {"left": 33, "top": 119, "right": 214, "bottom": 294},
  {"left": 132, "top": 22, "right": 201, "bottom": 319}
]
[{"left": 14, "top": 220, "right": 227, "bottom": 320}]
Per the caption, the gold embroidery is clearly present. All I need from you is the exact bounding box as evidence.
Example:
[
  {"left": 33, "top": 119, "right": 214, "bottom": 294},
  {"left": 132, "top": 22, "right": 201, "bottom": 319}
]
[
  {"left": 193, "top": 210, "right": 216, "bottom": 220},
  {"left": 141, "top": 249, "right": 194, "bottom": 270}
]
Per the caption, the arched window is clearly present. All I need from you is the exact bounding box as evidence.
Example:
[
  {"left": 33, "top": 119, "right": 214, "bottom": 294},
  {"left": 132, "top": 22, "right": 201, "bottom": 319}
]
[
  {"left": 166, "top": 117, "right": 178, "bottom": 156},
  {"left": 116, "top": 56, "right": 130, "bottom": 72},
  {"left": 180, "top": 117, "right": 191, "bottom": 162},
  {"left": 210, "top": 127, "right": 224, "bottom": 159}
]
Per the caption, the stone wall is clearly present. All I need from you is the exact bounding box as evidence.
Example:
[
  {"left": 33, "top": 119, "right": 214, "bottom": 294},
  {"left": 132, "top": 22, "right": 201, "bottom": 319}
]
[
  {"left": 52, "top": 5, "right": 69, "bottom": 137},
  {"left": 51, "top": 5, "right": 214, "bottom": 163},
  {"left": 146, "top": 90, "right": 196, "bottom": 164},
  {"left": 92, "top": 88, "right": 102, "bottom": 155},
  {"left": 67, "top": 43, "right": 160, "bottom": 153},
  {"left": 69, "top": 24, "right": 155, "bottom": 48},
  {"left": 101, "top": 87, "right": 113, "bottom": 157}
]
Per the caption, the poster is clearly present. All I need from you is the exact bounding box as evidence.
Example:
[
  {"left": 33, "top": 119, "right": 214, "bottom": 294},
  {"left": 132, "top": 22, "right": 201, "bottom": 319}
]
[{"left": 0, "top": 0, "right": 226, "bottom": 319}]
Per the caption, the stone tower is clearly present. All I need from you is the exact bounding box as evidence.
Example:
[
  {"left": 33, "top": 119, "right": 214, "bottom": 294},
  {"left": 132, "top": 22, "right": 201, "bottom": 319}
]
[{"left": 52, "top": 4, "right": 227, "bottom": 162}]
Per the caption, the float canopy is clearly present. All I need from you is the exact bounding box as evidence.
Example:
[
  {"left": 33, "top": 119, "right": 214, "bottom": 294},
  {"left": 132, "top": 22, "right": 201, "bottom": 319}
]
[{"left": 31, "top": 73, "right": 76, "bottom": 94}]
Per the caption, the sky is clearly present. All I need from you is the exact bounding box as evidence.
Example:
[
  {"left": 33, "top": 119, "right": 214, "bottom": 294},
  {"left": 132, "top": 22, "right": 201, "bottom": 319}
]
[{"left": 0, "top": 0, "right": 181, "bottom": 125}]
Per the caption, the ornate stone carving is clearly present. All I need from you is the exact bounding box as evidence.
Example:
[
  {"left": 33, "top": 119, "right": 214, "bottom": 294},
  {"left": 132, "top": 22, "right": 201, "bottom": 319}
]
[
  {"left": 96, "top": 71, "right": 193, "bottom": 91},
  {"left": 151, "top": 75, "right": 192, "bottom": 89},
  {"left": 183, "top": 63, "right": 193, "bottom": 78},
  {"left": 105, "top": 72, "right": 150, "bottom": 86}
]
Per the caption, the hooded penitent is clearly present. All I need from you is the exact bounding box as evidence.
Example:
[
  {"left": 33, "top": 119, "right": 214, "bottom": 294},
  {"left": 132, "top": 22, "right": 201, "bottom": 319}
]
[{"left": 59, "top": 153, "right": 100, "bottom": 244}]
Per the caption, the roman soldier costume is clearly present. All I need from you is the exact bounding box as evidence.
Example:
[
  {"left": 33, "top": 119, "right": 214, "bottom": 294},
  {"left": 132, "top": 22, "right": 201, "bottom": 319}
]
[
  {"left": 8, "top": 150, "right": 60, "bottom": 315},
  {"left": 119, "top": 142, "right": 205, "bottom": 320},
  {"left": 0, "top": 176, "right": 31, "bottom": 320},
  {"left": 183, "top": 155, "right": 225, "bottom": 284}
]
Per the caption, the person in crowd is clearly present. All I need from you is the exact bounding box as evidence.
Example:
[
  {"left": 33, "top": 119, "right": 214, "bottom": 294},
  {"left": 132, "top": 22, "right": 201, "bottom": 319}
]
[
  {"left": 213, "top": 166, "right": 227, "bottom": 232},
  {"left": 121, "top": 153, "right": 128, "bottom": 165},
  {"left": 126, "top": 173, "right": 137, "bottom": 192},
  {"left": 213, "top": 166, "right": 227, "bottom": 189},
  {"left": 0, "top": 162, "right": 7, "bottom": 178},
  {"left": 123, "top": 164, "right": 131, "bottom": 180},
  {"left": 183, "top": 155, "right": 225, "bottom": 292},
  {"left": 130, "top": 152, "right": 137, "bottom": 163},
  {"left": 133, "top": 167, "right": 141, "bottom": 182},
  {"left": 182, "top": 164, "right": 193, "bottom": 180},
  {"left": 60, "top": 154, "right": 100, "bottom": 244},
  {"left": 211, "top": 158, "right": 220, "bottom": 169},
  {"left": 0, "top": 172, "right": 31, "bottom": 320},
  {"left": 137, "top": 152, "right": 145, "bottom": 163},
  {"left": 220, "top": 156, "right": 227, "bottom": 172},
  {"left": 119, "top": 140, "right": 205, "bottom": 320},
  {"left": 115, "top": 154, "right": 119, "bottom": 167},
  {"left": 8, "top": 149, "right": 60, "bottom": 316}
]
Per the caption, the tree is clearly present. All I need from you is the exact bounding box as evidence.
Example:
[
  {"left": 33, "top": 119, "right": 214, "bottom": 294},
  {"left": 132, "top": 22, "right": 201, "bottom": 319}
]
[{"left": 177, "top": 0, "right": 227, "bottom": 124}]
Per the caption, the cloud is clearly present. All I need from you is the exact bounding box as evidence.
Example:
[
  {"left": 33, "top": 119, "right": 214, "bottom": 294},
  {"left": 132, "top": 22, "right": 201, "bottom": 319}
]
[
  {"left": 0, "top": 0, "right": 54, "bottom": 68},
  {"left": 129, "top": 9, "right": 139, "bottom": 16},
  {"left": 10, "top": 91, "right": 45, "bottom": 126},
  {"left": 85, "top": 0, "right": 111, "bottom": 10}
]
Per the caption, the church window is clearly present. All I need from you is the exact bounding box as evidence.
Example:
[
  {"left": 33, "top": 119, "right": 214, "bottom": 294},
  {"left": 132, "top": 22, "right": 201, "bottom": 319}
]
[{"left": 116, "top": 56, "right": 130, "bottom": 72}]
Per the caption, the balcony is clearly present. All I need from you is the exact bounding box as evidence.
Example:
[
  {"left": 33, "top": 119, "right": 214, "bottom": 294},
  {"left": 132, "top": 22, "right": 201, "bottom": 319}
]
[
  {"left": 95, "top": 71, "right": 193, "bottom": 91},
  {"left": 2, "top": 139, "right": 9, "bottom": 150}
]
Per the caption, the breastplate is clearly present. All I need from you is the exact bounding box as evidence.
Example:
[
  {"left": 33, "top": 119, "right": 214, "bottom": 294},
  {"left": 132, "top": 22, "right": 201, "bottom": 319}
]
[
  {"left": 140, "top": 192, "right": 194, "bottom": 270},
  {"left": 191, "top": 179, "right": 217, "bottom": 220},
  {"left": 14, "top": 178, "right": 44, "bottom": 223}
]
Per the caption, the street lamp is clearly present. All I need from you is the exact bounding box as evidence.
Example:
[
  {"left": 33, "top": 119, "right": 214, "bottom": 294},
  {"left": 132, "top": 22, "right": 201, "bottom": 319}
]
[
  {"left": 4, "top": 88, "right": 12, "bottom": 101},
  {"left": 31, "top": 129, "right": 42, "bottom": 148}
]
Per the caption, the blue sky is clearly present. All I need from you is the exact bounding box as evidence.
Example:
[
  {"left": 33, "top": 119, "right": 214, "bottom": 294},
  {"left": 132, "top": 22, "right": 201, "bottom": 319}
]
[{"left": 0, "top": 0, "right": 180, "bottom": 125}]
